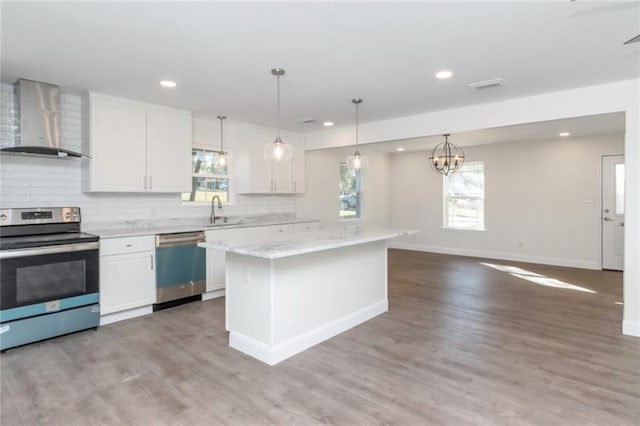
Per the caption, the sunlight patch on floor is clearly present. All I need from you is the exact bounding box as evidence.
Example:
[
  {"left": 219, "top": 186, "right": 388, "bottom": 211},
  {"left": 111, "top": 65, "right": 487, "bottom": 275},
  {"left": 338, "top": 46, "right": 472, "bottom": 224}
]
[{"left": 481, "top": 262, "right": 597, "bottom": 294}]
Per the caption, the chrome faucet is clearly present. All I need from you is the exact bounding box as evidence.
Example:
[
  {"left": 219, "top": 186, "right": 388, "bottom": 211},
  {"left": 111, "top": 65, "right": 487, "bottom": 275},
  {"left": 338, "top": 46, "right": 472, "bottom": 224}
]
[{"left": 210, "top": 195, "right": 223, "bottom": 224}]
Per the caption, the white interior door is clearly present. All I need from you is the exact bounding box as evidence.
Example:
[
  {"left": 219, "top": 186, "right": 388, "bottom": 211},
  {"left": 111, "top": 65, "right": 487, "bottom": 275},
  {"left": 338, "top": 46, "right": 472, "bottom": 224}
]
[{"left": 602, "top": 155, "right": 625, "bottom": 270}]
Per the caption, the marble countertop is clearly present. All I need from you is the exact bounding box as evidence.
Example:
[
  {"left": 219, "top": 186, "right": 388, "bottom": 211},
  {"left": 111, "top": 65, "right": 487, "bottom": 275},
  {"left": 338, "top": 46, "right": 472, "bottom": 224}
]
[
  {"left": 85, "top": 216, "right": 319, "bottom": 238},
  {"left": 199, "top": 227, "right": 418, "bottom": 259}
]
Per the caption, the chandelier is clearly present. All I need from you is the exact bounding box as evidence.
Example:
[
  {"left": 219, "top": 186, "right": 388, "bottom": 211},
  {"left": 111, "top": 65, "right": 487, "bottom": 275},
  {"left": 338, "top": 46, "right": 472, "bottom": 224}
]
[{"left": 429, "top": 133, "right": 465, "bottom": 175}]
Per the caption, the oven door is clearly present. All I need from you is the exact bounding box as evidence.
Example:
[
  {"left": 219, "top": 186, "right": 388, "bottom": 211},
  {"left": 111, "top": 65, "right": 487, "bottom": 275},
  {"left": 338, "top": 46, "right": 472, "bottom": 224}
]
[{"left": 0, "top": 242, "right": 99, "bottom": 322}]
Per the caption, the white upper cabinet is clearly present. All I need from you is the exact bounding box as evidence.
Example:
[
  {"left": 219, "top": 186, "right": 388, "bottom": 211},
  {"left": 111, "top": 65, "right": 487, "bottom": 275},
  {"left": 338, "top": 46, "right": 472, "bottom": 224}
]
[
  {"left": 88, "top": 95, "right": 147, "bottom": 192},
  {"left": 235, "top": 124, "right": 306, "bottom": 194},
  {"left": 146, "top": 106, "right": 192, "bottom": 192},
  {"left": 85, "top": 92, "right": 192, "bottom": 193}
]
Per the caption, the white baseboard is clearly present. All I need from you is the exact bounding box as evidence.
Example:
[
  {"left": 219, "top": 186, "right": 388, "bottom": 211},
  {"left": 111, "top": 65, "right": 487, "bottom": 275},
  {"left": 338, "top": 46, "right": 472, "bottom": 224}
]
[
  {"left": 100, "top": 305, "right": 153, "bottom": 326},
  {"left": 229, "top": 299, "right": 388, "bottom": 365},
  {"left": 623, "top": 320, "right": 640, "bottom": 337},
  {"left": 389, "top": 242, "right": 600, "bottom": 270},
  {"left": 201, "top": 288, "right": 225, "bottom": 301}
]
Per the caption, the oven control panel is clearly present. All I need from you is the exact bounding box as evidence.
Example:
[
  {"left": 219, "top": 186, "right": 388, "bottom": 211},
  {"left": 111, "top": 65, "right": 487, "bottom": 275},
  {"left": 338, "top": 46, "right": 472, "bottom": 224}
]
[{"left": 0, "top": 207, "right": 81, "bottom": 226}]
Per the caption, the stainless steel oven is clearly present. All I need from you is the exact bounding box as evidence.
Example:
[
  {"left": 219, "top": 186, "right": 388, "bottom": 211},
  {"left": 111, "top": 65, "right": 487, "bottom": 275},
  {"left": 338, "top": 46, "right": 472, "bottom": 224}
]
[{"left": 0, "top": 207, "right": 100, "bottom": 352}]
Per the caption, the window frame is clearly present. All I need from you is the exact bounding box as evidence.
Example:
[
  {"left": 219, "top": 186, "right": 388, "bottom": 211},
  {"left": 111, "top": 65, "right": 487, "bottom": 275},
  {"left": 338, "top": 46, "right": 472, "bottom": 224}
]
[
  {"left": 181, "top": 144, "right": 235, "bottom": 206},
  {"left": 339, "top": 161, "right": 362, "bottom": 221},
  {"left": 443, "top": 161, "right": 485, "bottom": 231}
]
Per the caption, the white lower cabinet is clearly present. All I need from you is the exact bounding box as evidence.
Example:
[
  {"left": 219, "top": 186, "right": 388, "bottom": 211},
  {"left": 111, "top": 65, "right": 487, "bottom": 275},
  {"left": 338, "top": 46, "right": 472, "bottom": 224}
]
[{"left": 100, "top": 236, "right": 155, "bottom": 317}]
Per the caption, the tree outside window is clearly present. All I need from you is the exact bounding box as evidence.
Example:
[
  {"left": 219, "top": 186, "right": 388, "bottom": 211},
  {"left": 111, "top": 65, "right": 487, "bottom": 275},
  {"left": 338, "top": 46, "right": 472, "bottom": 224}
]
[
  {"left": 339, "top": 161, "right": 361, "bottom": 219},
  {"left": 181, "top": 146, "right": 232, "bottom": 203}
]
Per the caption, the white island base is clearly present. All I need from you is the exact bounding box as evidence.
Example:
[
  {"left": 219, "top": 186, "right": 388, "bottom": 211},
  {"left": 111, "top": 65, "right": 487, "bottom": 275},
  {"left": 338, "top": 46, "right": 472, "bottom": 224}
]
[{"left": 225, "top": 239, "right": 388, "bottom": 365}]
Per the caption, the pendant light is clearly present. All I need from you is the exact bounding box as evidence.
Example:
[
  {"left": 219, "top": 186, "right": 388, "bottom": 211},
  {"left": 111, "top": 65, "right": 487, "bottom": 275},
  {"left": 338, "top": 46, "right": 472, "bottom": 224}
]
[
  {"left": 264, "top": 68, "right": 293, "bottom": 161},
  {"left": 429, "top": 133, "right": 465, "bottom": 175},
  {"left": 216, "top": 115, "right": 227, "bottom": 167},
  {"left": 346, "top": 98, "right": 368, "bottom": 172}
]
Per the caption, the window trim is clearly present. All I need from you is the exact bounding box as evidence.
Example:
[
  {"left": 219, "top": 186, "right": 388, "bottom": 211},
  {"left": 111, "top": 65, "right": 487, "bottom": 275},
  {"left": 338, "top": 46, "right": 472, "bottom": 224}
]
[
  {"left": 181, "top": 144, "right": 236, "bottom": 206},
  {"left": 442, "top": 161, "right": 485, "bottom": 231}
]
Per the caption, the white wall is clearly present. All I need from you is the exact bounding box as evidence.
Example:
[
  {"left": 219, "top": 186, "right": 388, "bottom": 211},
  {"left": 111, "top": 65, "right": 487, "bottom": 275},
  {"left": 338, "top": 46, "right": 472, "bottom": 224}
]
[
  {"left": 390, "top": 134, "right": 624, "bottom": 269},
  {"left": 306, "top": 78, "right": 640, "bottom": 337},
  {"left": 0, "top": 84, "right": 296, "bottom": 224},
  {"left": 296, "top": 147, "right": 390, "bottom": 229}
]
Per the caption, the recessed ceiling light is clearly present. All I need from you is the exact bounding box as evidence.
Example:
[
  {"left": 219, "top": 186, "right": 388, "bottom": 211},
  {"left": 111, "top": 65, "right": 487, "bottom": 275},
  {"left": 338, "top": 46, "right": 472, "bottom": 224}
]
[
  {"left": 323, "top": 121, "right": 334, "bottom": 127},
  {"left": 435, "top": 70, "right": 453, "bottom": 79},
  {"left": 160, "top": 80, "right": 176, "bottom": 88},
  {"left": 559, "top": 132, "right": 570, "bottom": 137},
  {"left": 396, "top": 147, "right": 405, "bottom": 151}
]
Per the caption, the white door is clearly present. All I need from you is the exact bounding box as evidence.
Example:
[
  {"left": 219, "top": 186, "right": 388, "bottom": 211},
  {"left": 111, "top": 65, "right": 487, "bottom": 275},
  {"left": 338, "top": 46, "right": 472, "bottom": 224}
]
[{"left": 602, "top": 155, "right": 625, "bottom": 270}]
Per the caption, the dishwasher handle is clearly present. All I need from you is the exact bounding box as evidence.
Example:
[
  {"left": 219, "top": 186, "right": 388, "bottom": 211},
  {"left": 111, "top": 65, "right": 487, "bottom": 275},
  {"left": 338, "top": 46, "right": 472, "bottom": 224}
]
[{"left": 156, "top": 231, "right": 205, "bottom": 248}]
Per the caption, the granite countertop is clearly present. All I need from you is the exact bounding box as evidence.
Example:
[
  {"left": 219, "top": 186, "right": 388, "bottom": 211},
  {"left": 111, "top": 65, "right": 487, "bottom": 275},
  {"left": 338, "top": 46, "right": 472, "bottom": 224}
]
[
  {"left": 85, "top": 216, "right": 319, "bottom": 238},
  {"left": 199, "top": 228, "right": 418, "bottom": 259}
]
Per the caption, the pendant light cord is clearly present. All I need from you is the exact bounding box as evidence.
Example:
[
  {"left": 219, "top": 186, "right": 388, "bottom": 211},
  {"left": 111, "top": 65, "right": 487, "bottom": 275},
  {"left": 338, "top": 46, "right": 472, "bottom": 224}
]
[
  {"left": 276, "top": 73, "right": 281, "bottom": 141},
  {"left": 220, "top": 117, "right": 224, "bottom": 152},
  {"left": 355, "top": 101, "right": 359, "bottom": 148}
]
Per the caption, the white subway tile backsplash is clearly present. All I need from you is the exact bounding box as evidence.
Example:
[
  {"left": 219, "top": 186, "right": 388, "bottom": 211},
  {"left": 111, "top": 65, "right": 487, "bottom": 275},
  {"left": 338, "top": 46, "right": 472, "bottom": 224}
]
[{"left": 0, "top": 84, "right": 297, "bottom": 223}]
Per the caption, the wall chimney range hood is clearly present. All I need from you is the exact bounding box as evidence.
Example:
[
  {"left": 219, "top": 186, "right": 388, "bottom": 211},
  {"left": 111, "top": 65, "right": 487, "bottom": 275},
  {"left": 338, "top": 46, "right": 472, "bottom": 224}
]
[{"left": 1, "top": 79, "right": 84, "bottom": 158}]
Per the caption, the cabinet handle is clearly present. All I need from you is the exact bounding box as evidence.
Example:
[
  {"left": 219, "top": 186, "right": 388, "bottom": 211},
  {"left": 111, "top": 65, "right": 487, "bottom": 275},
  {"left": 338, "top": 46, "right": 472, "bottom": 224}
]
[
  {"left": 150, "top": 254, "right": 154, "bottom": 270},
  {"left": 144, "top": 175, "right": 147, "bottom": 190},
  {"left": 274, "top": 180, "right": 277, "bottom": 192},
  {"left": 293, "top": 181, "right": 296, "bottom": 192},
  {"left": 149, "top": 175, "right": 152, "bottom": 190}
]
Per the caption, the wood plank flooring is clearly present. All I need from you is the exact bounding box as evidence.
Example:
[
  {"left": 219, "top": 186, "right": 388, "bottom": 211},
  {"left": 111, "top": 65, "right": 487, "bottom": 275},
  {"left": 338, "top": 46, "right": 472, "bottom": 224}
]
[{"left": 1, "top": 250, "right": 638, "bottom": 425}]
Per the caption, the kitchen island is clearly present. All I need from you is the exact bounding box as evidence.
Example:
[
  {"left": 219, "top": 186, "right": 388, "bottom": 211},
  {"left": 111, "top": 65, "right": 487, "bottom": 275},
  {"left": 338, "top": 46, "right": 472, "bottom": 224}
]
[{"left": 199, "top": 227, "right": 416, "bottom": 365}]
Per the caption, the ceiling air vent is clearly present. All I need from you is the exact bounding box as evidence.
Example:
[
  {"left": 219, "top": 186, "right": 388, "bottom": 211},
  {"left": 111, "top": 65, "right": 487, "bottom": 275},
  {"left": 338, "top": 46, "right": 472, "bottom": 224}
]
[
  {"left": 469, "top": 78, "right": 504, "bottom": 90},
  {"left": 296, "top": 116, "right": 318, "bottom": 125}
]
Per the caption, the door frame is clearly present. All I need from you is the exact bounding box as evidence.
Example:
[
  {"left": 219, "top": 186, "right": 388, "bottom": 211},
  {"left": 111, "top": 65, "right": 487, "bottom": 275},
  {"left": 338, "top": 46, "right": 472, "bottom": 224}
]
[{"left": 601, "top": 154, "right": 625, "bottom": 271}]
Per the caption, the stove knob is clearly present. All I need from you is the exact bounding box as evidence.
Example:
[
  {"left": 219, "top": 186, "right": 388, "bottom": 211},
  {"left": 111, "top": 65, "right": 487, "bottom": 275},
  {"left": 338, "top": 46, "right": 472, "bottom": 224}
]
[
  {"left": 65, "top": 212, "right": 71, "bottom": 220},
  {"left": 0, "top": 214, "right": 6, "bottom": 221}
]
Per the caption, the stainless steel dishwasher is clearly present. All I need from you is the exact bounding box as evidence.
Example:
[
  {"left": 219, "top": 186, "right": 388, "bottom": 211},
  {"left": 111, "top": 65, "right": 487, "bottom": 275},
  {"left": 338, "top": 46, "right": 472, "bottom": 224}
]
[{"left": 154, "top": 231, "right": 206, "bottom": 310}]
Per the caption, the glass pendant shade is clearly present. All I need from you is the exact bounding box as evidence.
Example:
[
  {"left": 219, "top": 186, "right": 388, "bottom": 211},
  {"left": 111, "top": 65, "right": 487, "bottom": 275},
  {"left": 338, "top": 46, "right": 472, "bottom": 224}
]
[
  {"left": 264, "top": 136, "right": 293, "bottom": 161},
  {"left": 217, "top": 152, "right": 227, "bottom": 167},
  {"left": 346, "top": 98, "right": 367, "bottom": 172},
  {"left": 429, "top": 134, "right": 465, "bottom": 176},
  {"left": 347, "top": 150, "right": 368, "bottom": 172},
  {"left": 264, "top": 68, "right": 293, "bottom": 162}
]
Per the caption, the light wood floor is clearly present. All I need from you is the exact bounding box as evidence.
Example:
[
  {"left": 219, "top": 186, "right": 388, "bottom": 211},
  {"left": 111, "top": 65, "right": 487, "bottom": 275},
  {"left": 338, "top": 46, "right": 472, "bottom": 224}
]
[{"left": 2, "top": 250, "right": 639, "bottom": 425}]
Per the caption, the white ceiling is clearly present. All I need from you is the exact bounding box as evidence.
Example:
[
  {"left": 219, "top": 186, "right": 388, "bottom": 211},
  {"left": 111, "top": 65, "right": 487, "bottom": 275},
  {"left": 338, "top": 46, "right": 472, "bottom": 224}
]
[
  {"left": 365, "top": 112, "right": 626, "bottom": 153},
  {"left": 1, "top": 1, "right": 638, "bottom": 135}
]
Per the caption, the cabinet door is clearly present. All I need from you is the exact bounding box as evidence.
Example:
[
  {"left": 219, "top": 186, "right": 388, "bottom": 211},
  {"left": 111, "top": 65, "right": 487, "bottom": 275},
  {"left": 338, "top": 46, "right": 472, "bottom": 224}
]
[
  {"left": 205, "top": 226, "right": 269, "bottom": 291},
  {"left": 290, "top": 133, "right": 306, "bottom": 193},
  {"left": 146, "top": 106, "right": 192, "bottom": 192},
  {"left": 248, "top": 125, "right": 275, "bottom": 193},
  {"left": 100, "top": 250, "right": 155, "bottom": 315},
  {"left": 89, "top": 94, "right": 147, "bottom": 191}
]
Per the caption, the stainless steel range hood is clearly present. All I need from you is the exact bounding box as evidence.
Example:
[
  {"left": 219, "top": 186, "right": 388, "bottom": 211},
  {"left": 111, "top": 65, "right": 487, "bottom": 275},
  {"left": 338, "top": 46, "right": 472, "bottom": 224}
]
[{"left": 1, "top": 79, "right": 83, "bottom": 158}]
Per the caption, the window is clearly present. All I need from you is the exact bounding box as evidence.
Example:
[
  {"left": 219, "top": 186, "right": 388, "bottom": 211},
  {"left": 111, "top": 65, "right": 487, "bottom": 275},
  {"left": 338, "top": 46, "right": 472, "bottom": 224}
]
[
  {"left": 444, "top": 161, "right": 484, "bottom": 230},
  {"left": 339, "top": 161, "right": 361, "bottom": 219},
  {"left": 181, "top": 146, "right": 232, "bottom": 203},
  {"left": 615, "top": 163, "right": 625, "bottom": 215}
]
